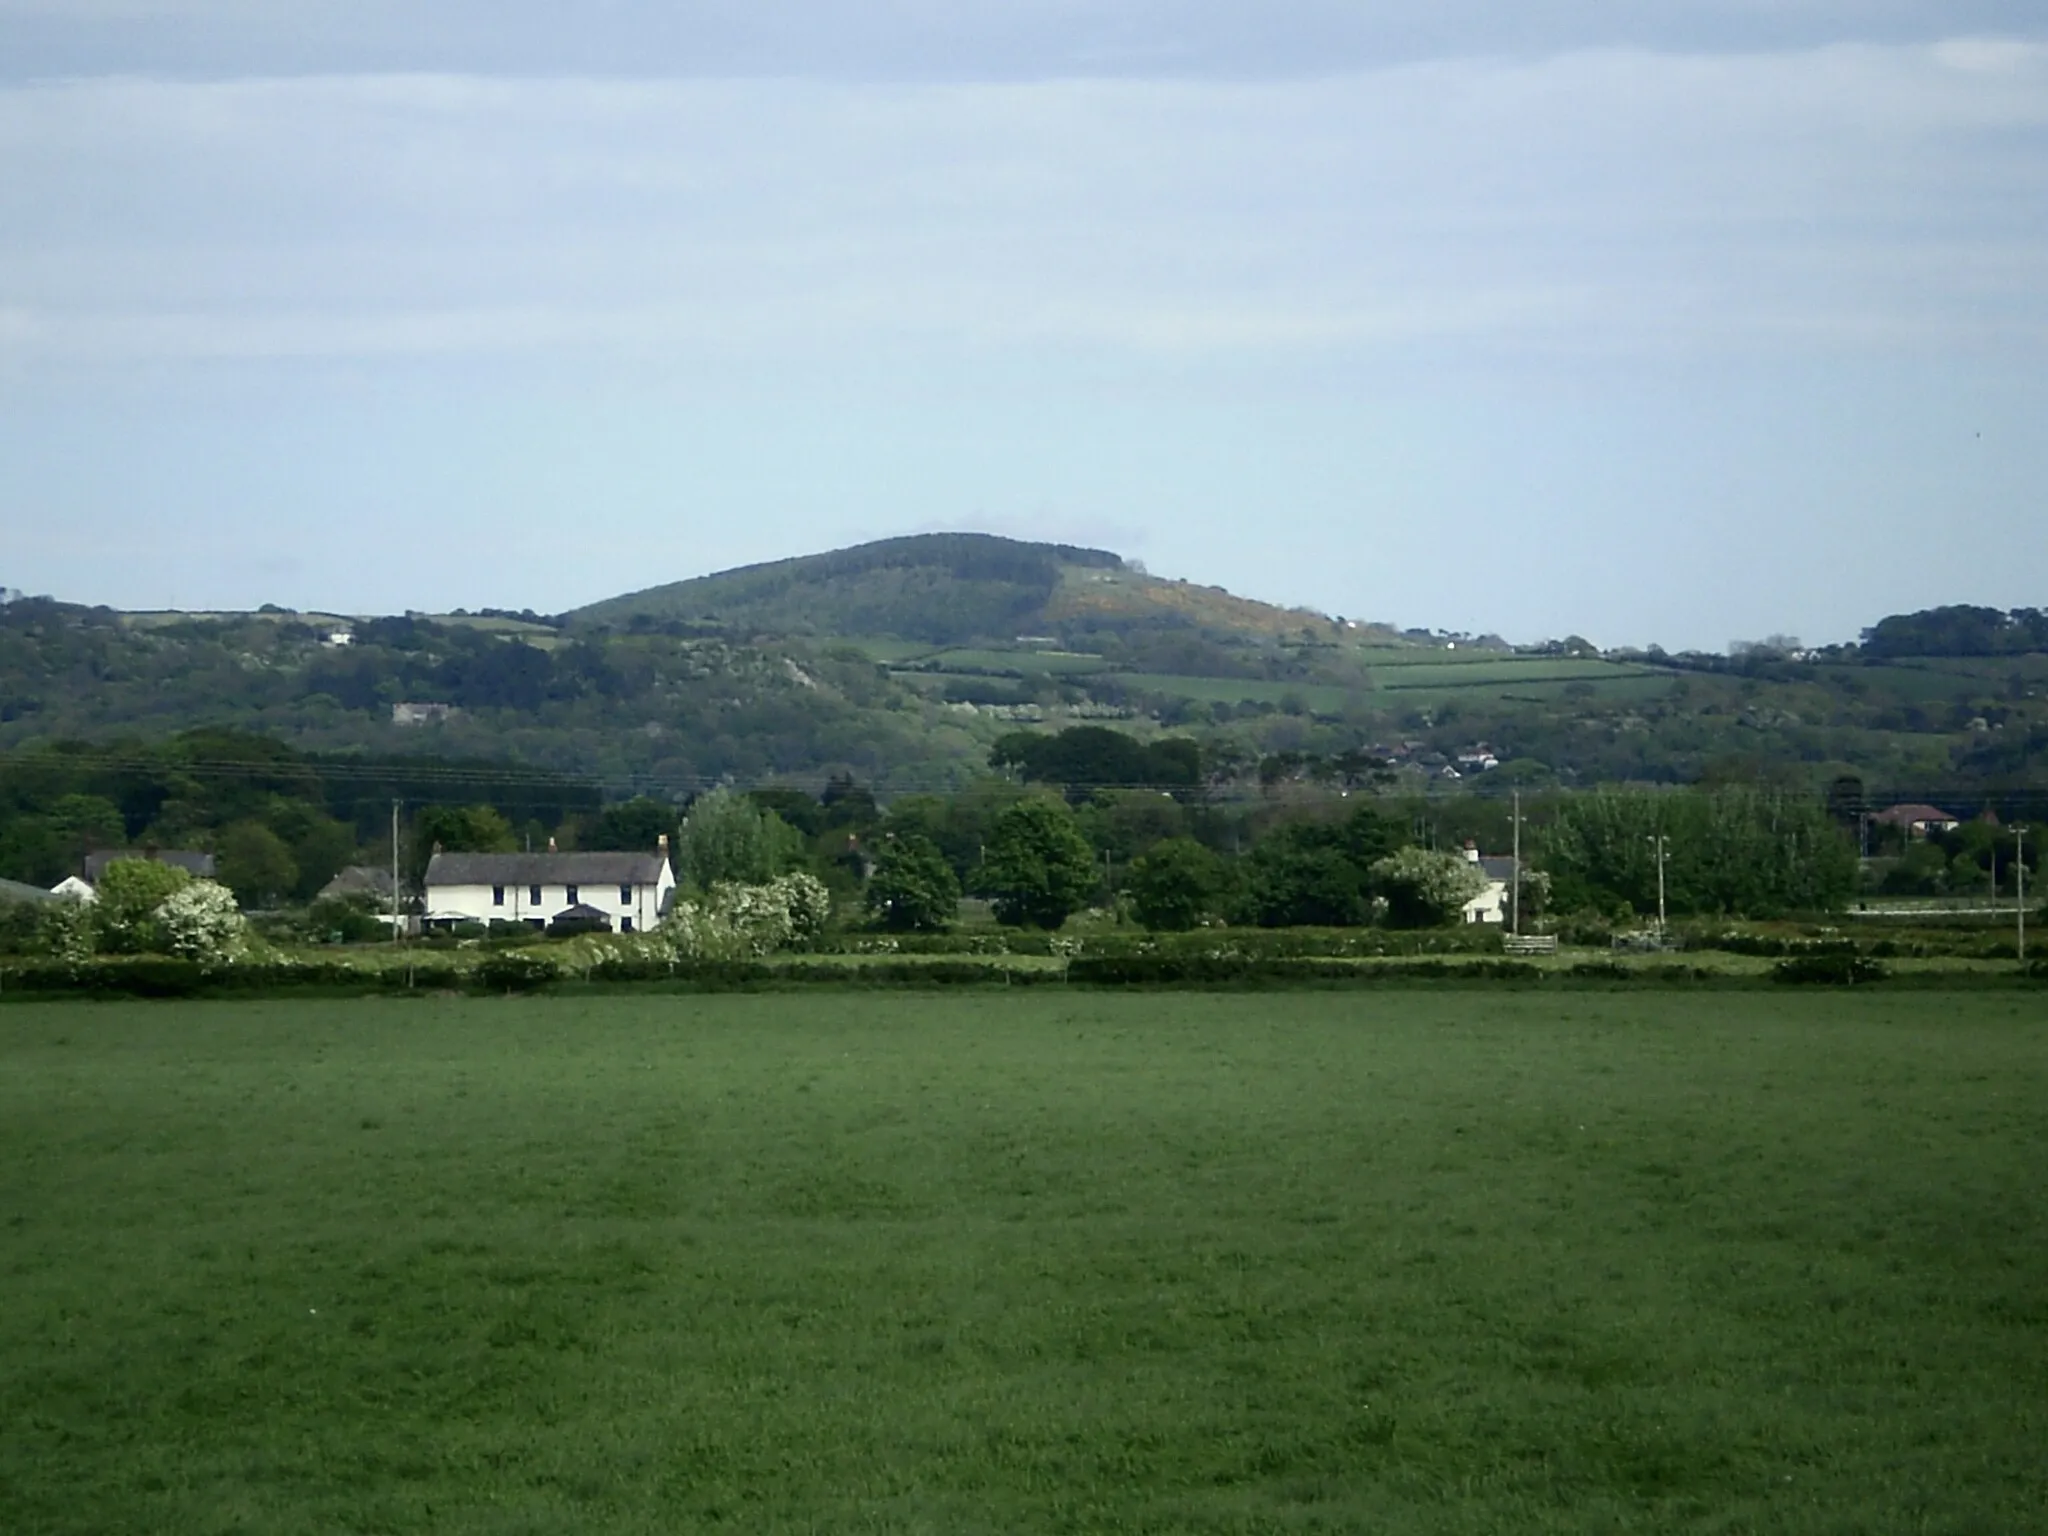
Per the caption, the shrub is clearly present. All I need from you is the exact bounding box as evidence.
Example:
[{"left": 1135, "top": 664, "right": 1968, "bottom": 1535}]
[
  {"left": 34, "top": 899, "right": 97, "bottom": 964},
  {"left": 474, "top": 950, "right": 561, "bottom": 992},
  {"left": 1773, "top": 952, "right": 1889, "bottom": 985},
  {"left": 93, "top": 859, "right": 195, "bottom": 953},
  {"left": 153, "top": 880, "right": 249, "bottom": 962},
  {"left": 777, "top": 872, "right": 834, "bottom": 948}
]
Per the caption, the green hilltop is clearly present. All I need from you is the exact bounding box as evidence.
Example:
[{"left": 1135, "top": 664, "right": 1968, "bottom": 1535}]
[{"left": 566, "top": 531, "right": 1362, "bottom": 647}]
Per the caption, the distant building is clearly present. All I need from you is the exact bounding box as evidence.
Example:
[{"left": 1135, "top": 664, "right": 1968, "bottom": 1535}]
[
  {"left": 0, "top": 876, "right": 55, "bottom": 905},
  {"left": 86, "top": 849, "right": 215, "bottom": 881},
  {"left": 316, "top": 865, "right": 396, "bottom": 904},
  {"left": 1458, "top": 842, "right": 1521, "bottom": 925},
  {"left": 422, "top": 841, "right": 676, "bottom": 934},
  {"left": 56, "top": 848, "right": 218, "bottom": 903},
  {"left": 1872, "top": 803, "right": 1960, "bottom": 838},
  {"left": 392, "top": 702, "right": 457, "bottom": 726}
]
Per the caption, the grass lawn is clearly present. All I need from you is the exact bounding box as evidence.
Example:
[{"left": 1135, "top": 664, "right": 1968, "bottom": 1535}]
[{"left": 3, "top": 991, "right": 2044, "bottom": 1533}]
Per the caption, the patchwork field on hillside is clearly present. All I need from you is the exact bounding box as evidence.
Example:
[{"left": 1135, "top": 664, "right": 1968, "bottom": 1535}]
[{"left": 4, "top": 992, "right": 2043, "bottom": 1533}]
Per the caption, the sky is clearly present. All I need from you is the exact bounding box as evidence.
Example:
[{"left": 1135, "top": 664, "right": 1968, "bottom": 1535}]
[{"left": 2, "top": 3, "right": 2044, "bottom": 651}]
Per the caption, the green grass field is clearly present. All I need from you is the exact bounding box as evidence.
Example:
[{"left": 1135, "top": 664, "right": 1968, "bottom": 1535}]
[{"left": 4, "top": 992, "right": 2044, "bottom": 1533}]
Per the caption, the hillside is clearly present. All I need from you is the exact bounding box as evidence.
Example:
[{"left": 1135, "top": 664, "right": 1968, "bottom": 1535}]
[
  {"left": 566, "top": 532, "right": 1358, "bottom": 646},
  {"left": 0, "top": 540, "right": 2042, "bottom": 810}
]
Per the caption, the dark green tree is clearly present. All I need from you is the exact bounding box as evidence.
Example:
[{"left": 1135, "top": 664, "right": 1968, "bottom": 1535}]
[
  {"left": 864, "top": 834, "right": 961, "bottom": 932},
  {"left": 981, "top": 797, "right": 1098, "bottom": 928},
  {"left": 408, "top": 804, "right": 516, "bottom": 890},
  {"left": 217, "top": 821, "right": 299, "bottom": 907},
  {"left": 587, "top": 797, "right": 680, "bottom": 856},
  {"left": 1128, "top": 837, "right": 1226, "bottom": 930}
]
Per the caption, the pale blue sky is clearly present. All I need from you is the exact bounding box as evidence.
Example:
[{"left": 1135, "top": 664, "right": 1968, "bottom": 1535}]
[{"left": 2, "top": 4, "right": 2043, "bottom": 649}]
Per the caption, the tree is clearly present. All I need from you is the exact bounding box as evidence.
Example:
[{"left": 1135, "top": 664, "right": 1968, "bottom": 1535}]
[
  {"left": 678, "top": 788, "right": 805, "bottom": 890},
  {"left": 1542, "top": 787, "right": 1857, "bottom": 918},
  {"left": 864, "top": 834, "right": 961, "bottom": 932},
  {"left": 217, "top": 821, "right": 298, "bottom": 908},
  {"left": 1128, "top": 837, "right": 1225, "bottom": 930},
  {"left": 1236, "top": 804, "right": 1401, "bottom": 928},
  {"left": 980, "top": 797, "right": 1098, "bottom": 928},
  {"left": 155, "top": 879, "right": 249, "bottom": 960},
  {"left": 587, "top": 797, "right": 680, "bottom": 856},
  {"left": 408, "top": 804, "right": 516, "bottom": 891},
  {"left": 1370, "top": 847, "right": 1487, "bottom": 928},
  {"left": 93, "top": 857, "right": 194, "bottom": 953}
]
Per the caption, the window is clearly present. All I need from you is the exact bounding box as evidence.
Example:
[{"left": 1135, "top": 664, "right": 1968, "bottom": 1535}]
[
  {"left": 566, "top": 883, "right": 579, "bottom": 905},
  {"left": 529, "top": 884, "right": 541, "bottom": 905},
  {"left": 620, "top": 884, "right": 633, "bottom": 906},
  {"left": 621, "top": 917, "right": 634, "bottom": 933},
  {"left": 492, "top": 885, "right": 504, "bottom": 907}
]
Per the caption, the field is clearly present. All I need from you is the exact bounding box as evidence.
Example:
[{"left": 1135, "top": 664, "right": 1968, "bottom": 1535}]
[{"left": 4, "top": 991, "right": 2044, "bottom": 1533}]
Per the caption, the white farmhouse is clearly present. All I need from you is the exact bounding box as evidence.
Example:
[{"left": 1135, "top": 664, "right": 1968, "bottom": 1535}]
[
  {"left": 1457, "top": 842, "right": 1522, "bottom": 925},
  {"left": 423, "top": 840, "right": 676, "bottom": 934}
]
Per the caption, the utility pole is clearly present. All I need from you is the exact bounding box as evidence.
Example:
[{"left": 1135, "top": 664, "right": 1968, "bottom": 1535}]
[
  {"left": 1511, "top": 789, "right": 1522, "bottom": 937},
  {"left": 390, "top": 799, "right": 401, "bottom": 944},
  {"left": 1647, "top": 834, "right": 1670, "bottom": 935},
  {"left": 2017, "top": 825, "right": 2028, "bottom": 964}
]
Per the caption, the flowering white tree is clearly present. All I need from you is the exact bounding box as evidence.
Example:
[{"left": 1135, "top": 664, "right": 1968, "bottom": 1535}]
[
  {"left": 775, "top": 872, "right": 833, "bottom": 949},
  {"left": 664, "top": 873, "right": 832, "bottom": 960},
  {"left": 154, "top": 879, "right": 250, "bottom": 961}
]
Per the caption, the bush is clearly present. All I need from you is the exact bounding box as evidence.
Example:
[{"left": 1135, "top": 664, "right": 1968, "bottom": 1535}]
[
  {"left": 474, "top": 951, "right": 561, "bottom": 992},
  {"left": 154, "top": 880, "right": 249, "bottom": 962},
  {"left": 93, "top": 859, "right": 194, "bottom": 953},
  {"left": 1773, "top": 952, "right": 1889, "bottom": 985}
]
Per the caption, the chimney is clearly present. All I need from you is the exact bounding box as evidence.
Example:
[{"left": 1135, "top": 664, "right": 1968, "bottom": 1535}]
[
  {"left": 657, "top": 832, "right": 668, "bottom": 852},
  {"left": 432, "top": 840, "right": 443, "bottom": 855},
  {"left": 1463, "top": 840, "right": 1480, "bottom": 863},
  {"left": 547, "top": 836, "right": 558, "bottom": 853}
]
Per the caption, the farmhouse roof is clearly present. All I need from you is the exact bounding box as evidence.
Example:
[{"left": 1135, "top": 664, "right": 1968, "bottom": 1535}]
[
  {"left": 318, "top": 865, "right": 395, "bottom": 901},
  {"left": 1872, "top": 803, "right": 1957, "bottom": 827},
  {"left": 0, "top": 876, "right": 55, "bottom": 904},
  {"left": 83, "top": 848, "right": 216, "bottom": 882},
  {"left": 1477, "top": 856, "right": 1519, "bottom": 883},
  {"left": 424, "top": 850, "right": 668, "bottom": 887}
]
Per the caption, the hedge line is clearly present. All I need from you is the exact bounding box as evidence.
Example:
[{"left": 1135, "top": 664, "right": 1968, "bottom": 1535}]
[{"left": 5, "top": 953, "right": 2041, "bottom": 1000}]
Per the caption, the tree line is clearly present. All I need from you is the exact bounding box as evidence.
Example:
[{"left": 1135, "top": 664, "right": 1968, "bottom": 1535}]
[{"left": 0, "top": 725, "right": 1893, "bottom": 933}]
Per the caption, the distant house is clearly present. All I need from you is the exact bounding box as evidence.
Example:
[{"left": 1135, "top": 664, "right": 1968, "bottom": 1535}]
[
  {"left": 1457, "top": 842, "right": 1521, "bottom": 925},
  {"left": 56, "top": 848, "right": 217, "bottom": 901},
  {"left": 83, "top": 849, "right": 216, "bottom": 883},
  {"left": 392, "top": 702, "right": 457, "bottom": 726},
  {"left": 422, "top": 841, "right": 676, "bottom": 934},
  {"left": 0, "top": 876, "right": 55, "bottom": 905},
  {"left": 316, "top": 865, "right": 397, "bottom": 904},
  {"left": 1872, "top": 803, "right": 1960, "bottom": 838}
]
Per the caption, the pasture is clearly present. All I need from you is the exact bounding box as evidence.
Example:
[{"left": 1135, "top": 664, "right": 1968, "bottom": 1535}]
[{"left": 3, "top": 991, "right": 2044, "bottom": 1533}]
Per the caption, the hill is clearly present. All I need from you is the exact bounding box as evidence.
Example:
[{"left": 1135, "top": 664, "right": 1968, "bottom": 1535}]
[
  {"left": 566, "top": 532, "right": 1357, "bottom": 646},
  {"left": 0, "top": 537, "right": 2042, "bottom": 819}
]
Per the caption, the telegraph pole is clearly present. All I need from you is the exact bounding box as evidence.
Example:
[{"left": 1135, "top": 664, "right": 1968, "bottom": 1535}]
[
  {"left": 1647, "top": 834, "right": 1670, "bottom": 935},
  {"left": 391, "top": 799, "right": 401, "bottom": 944},
  {"left": 1511, "top": 789, "right": 1522, "bottom": 936},
  {"left": 2017, "top": 825, "right": 2028, "bottom": 963}
]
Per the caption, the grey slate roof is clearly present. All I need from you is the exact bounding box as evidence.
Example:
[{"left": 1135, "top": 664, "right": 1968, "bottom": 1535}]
[
  {"left": 83, "top": 849, "right": 216, "bottom": 882},
  {"left": 1478, "top": 857, "right": 1519, "bottom": 883},
  {"left": 317, "top": 865, "right": 396, "bottom": 901},
  {"left": 0, "top": 877, "right": 55, "bottom": 904},
  {"left": 425, "top": 850, "right": 668, "bottom": 887}
]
